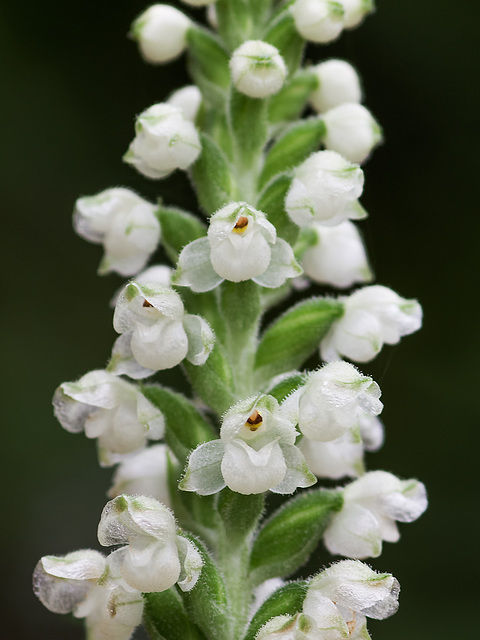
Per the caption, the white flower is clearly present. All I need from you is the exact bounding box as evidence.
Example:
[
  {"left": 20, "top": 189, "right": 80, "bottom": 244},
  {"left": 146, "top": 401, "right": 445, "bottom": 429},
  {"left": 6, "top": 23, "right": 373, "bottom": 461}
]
[
  {"left": 309, "top": 59, "right": 362, "bottom": 114},
  {"left": 73, "top": 188, "right": 160, "bottom": 277},
  {"left": 174, "top": 202, "right": 302, "bottom": 291},
  {"left": 180, "top": 395, "right": 316, "bottom": 495},
  {"left": 321, "top": 285, "right": 423, "bottom": 363},
  {"left": 131, "top": 4, "right": 191, "bottom": 65},
  {"left": 292, "top": 361, "right": 383, "bottom": 442},
  {"left": 167, "top": 85, "right": 202, "bottom": 121},
  {"left": 108, "top": 444, "right": 173, "bottom": 507},
  {"left": 230, "top": 40, "right": 287, "bottom": 99},
  {"left": 324, "top": 471, "right": 428, "bottom": 558},
  {"left": 110, "top": 280, "right": 214, "bottom": 378},
  {"left": 285, "top": 151, "right": 365, "bottom": 228},
  {"left": 322, "top": 103, "right": 382, "bottom": 164},
  {"left": 341, "top": 0, "right": 375, "bottom": 29},
  {"left": 124, "top": 103, "right": 201, "bottom": 180},
  {"left": 301, "top": 221, "right": 372, "bottom": 288},
  {"left": 53, "top": 370, "right": 164, "bottom": 466},
  {"left": 290, "top": 0, "right": 345, "bottom": 44},
  {"left": 33, "top": 550, "right": 143, "bottom": 640},
  {"left": 97, "top": 495, "right": 203, "bottom": 593}
]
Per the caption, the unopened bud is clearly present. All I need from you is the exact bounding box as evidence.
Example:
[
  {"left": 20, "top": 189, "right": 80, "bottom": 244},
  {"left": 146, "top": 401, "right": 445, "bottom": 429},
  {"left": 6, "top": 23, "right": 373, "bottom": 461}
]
[
  {"left": 310, "top": 59, "right": 361, "bottom": 113},
  {"left": 290, "top": 0, "right": 345, "bottom": 44},
  {"left": 131, "top": 4, "right": 191, "bottom": 64},
  {"left": 230, "top": 40, "right": 287, "bottom": 99}
]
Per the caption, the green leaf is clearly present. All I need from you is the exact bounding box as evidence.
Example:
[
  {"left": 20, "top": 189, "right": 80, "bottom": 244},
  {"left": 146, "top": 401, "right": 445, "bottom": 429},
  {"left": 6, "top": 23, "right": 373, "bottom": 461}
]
[
  {"left": 293, "top": 226, "right": 319, "bottom": 262},
  {"left": 191, "top": 133, "right": 238, "bottom": 214},
  {"left": 256, "top": 174, "right": 298, "bottom": 244},
  {"left": 243, "top": 581, "right": 308, "bottom": 640},
  {"left": 255, "top": 298, "right": 344, "bottom": 382},
  {"left": 265, "top": 371, "right": 307, "bottom": 403},
  {"left": 181, "top": 536, "right": 232, "bottom": 640},
  {"left": 187, "top": 26, "right": 231, "bottom": 108},
  {"left": 142, "top": 385, "right": 216, "bottom": 462},
  {"left": 249, "top": 490, "right": 343, "bottom": 584},
  {"left": 157, "top": 206, "right": 206, "bottom": 263},
  {"left": 218, "top": 489, "right": 265, "bottom": 544},
  {"left": 268, "top": 70, "right": 319, "bottom": 123},
  {"left": 184, "top": 342, "right": 237, "bottom": 416},
  {"left": 259, "top": 118, "right": 326, "bottom": 189},
  {"left": 143, "top": 589, "right": 206, "bottom": 640},
  {"left": 263, "top": 10, "right": 304, "bottom": 74}
]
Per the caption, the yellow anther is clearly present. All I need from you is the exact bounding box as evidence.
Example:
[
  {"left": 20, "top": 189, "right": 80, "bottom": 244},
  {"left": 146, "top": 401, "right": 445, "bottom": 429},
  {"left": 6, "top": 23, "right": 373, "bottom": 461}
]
[
  {"left": 143, "top": 299, "right": 154, "bottom": 308},
  {"left": 246, "top": 409, "right": 263, "bottom": 431},
  {"left": 233, "top": 215, "right": 249, "bottom": 233}
]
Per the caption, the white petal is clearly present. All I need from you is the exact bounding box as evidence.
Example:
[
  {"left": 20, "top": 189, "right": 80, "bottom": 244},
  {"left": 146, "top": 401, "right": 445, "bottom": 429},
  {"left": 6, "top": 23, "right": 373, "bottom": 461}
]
[
  {"left": 180, "top": 441, "right": 227, "bottom": 495},
  {"left": 109, "top": 334, "right": 155, "bottom": 380},
  {"left": 254, "top": 239, "right": 303, "bottom": 288},
  {"left": 300, "top": 434, "right": 364, "bottom": 479},
  {"left": 175, "top": 535, "right": 203, "bottom": 592},
  {"left": 221, "top": 440, "right": 287, "bottom": 494},
  {"left": 183, "top": 314, "right": 215, "bottom": 365},
  {"left": 324, "top": 502, "right": 382, "bottom": 559},
  {"left": 380, "top": 480, "right": 428, "bottom": 523},
  {"left": 119, "top": 540, "right": 181, "bottom": 593},
  {"left": 174, "top": 237, "right": 223, "bottom": 292},
  {"left": 271, "top": 444, "right": 316, "bottom": 494}
]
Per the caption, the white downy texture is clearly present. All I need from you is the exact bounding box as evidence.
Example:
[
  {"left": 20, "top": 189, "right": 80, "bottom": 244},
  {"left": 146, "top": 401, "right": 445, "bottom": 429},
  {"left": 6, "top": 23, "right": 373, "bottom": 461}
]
[
  {"left": 302, "top": 221, "right": 372, "bottom": 288},
  {"left": 131, "top": 4, "right": 191, "bottom": 64},
  {"left": 230, "top": 40, "right": 287, "bottom": 98},
  {"left": 180, "top": 395, "right": 316, "bottom": 495},
  {"left": 323, "top": 103, "right": 382, "bottom": 164},
  {"left": 111, "top": 280, "right": 213, "bottom": 376},
  {"left": 167, "top": 85, "right": 202, "bottom": 121},
  {"left": 341, "top": 0, "right": 375, "bottom": 29},
  {"left": 174, "top": 202, "right": 302, "bottom": 291},
  {"left": 324, "top": 471, "right": 428, "bottom": 558},
  {"left": 73, "top": 188, "right": 160, "bottom": 277},
  {"left": 97, "top": 495, "right": 203, "bottom": 593},
  {"left": 108, "top": 444, "right": 173, "bottom": 507},
  {"left": 33, "top": 550, "right": 143, "bottom": 640},
  {"left": 285, "top": 151, "right": 365, "bottom": 227},
  {"left": 321, "top": 285, "right": 423, "bottom": 363},
  {"left": 124, "top": 103, "right": 201, "bottom": 179},
  {"left": 310, "top": 59, "right": 362, "bottom": 114},
  {"left": 295, "top": 361, "right": 383, "bottom": 442},
  {"left": 53, "top": 370, "right": 164, "bottom": 466},
  {"left": 290, "top": 0, "right": 345, "bottom": 44}
]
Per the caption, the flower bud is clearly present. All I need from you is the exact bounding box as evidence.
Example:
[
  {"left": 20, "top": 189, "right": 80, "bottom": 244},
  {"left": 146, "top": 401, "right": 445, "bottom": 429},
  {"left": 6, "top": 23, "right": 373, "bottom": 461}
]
[
  {"left": 322, "top": 103, "right": 382, "bottom": 163},
  {"left": 230, "top": 40, "right": 287, "bottom": 99},
  {"left": 285, "top": 150, "right": 365, "bottom": 227},
  {"left": 342, "top": 0, "right": 375, "bottom": 29},
  {"left": 124, "top": 103, "right": 201, "bottom": 180},
  {"left": 131, "top": 4, "right": 191, "bottom": 64},
  {"left": 74, "top": 187, "right": 160, "bottom": 276},
  {"left": 310, "top": 59, "right": 361, "bottom": 113},
  {"left": 167, "top": 85, "right": 202, "bottom": 121},
  {"left": 290, "top": 0, "right": 345, "bottom": 44},
  {"left": 321, "top": 285, "right": 423, "bottom": 363},
  {"left": 301, "top": 221, "right": 372, "bottom": 288},
  {"left": 324, "top": 471, "right": 428, "bottom": 558}
]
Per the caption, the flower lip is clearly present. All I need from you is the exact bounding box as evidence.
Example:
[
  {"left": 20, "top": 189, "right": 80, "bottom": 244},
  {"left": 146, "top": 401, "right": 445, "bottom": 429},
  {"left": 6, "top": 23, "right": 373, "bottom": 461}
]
[{"left": 233, "top": 216, "right": 249, "bottom": 233}]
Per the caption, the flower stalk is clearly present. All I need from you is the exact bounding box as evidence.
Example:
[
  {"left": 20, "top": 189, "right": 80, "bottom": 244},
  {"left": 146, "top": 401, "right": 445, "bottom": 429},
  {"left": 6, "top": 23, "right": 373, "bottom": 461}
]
[{"left": 35, "top": 2, "right": 426, "bottom": 639}]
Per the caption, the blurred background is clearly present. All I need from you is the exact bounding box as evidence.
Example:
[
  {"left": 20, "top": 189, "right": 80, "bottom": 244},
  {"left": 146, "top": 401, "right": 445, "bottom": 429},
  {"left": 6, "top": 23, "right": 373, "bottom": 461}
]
[{"left": 1, "top": 1, "right": 478, "bottom": 638}]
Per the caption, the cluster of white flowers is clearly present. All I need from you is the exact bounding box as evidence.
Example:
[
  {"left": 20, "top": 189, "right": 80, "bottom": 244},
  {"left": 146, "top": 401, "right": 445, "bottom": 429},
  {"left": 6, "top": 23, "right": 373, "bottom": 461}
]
[
  {"left": 257, "top": 560, "right": 399, "bottom": 639},
  {"left": 34, "top": 496, "right": 203, "bottom": 639},
  {"left": 36, "top": 2, "right": 427, "bottom": 639}
]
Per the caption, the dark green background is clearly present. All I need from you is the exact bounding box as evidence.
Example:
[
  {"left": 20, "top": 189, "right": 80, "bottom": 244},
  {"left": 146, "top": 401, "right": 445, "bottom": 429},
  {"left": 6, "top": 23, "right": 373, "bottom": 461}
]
[{"left": 1, "top": 1, "right": 478, "bottom": 638}]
